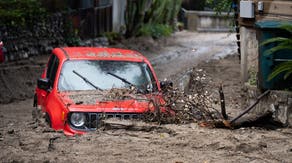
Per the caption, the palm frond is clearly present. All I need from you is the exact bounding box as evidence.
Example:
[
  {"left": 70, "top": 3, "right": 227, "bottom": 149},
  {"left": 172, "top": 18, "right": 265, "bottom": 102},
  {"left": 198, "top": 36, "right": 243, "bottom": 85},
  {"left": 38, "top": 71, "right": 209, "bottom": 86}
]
[
  {"left": 268, "top": 61, "right": 292, "bottom": 81},
  {"left": 260, "top": 37, "right": 290, "bottom": 46},
  {"left": 281, "top": 24, "right": 292, "bottom": 33},
  {"left": 264, "top": 44, "right": 292, "bottom": 55},
  {"left": 284, "top": 69, "right": 292, "bottom": 79},
  {"left": 260, "top": 23, "right": 292, "bottom": 81}
]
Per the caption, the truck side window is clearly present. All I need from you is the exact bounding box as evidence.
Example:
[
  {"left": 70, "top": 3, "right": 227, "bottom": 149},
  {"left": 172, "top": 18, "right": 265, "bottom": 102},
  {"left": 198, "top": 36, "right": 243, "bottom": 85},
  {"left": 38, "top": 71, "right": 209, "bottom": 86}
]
[
  {"left": 46, "top": 55, "right": 59, "bottom": 87},
  {"left": 46, "top": 55, "right": 55, "bottom": 79},
  {"left": 50, "top": 59, "right": 59, "bottom": 87}
]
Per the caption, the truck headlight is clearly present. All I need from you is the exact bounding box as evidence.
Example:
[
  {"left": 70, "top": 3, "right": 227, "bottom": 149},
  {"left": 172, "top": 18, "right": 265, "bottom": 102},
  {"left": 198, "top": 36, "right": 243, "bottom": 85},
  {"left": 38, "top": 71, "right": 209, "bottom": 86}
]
[{"left": 70, "top": 113, "right": 86, "bottom": 127}]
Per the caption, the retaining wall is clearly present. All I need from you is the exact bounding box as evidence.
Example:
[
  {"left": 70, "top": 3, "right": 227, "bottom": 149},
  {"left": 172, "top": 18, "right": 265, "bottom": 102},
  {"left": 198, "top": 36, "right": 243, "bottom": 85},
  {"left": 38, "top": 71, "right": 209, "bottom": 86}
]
[
  {"left": 0, "top": 13, "right": 67, "bottom": 61},
  {"left": 0, "top": 13, "right": 108, "bottom": 62},
  {"left": 183, "top": 9, "right": 233, "bottom": 32}
]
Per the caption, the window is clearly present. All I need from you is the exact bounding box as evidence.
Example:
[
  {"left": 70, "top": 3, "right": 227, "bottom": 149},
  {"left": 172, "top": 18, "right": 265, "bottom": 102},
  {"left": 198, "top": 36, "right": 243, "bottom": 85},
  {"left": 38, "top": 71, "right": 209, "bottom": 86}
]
[
  {"left": 58, "top": 60, "right": 157, "bottom": 93},
  {"left": 46, "top": 54, "right": 59, "bottom": 87}
]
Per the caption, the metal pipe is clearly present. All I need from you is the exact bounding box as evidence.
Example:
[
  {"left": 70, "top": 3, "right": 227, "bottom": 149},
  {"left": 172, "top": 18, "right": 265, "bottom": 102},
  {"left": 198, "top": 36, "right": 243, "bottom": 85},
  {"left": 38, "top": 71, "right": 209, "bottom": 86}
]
[{"left": 230, "top": 90, "right": 270, "bottom": 124}]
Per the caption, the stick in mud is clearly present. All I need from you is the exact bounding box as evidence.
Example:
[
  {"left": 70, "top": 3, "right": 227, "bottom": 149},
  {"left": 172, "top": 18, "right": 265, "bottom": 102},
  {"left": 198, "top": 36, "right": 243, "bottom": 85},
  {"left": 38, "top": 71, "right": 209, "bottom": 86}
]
[{"left": 219, "top": 84, "right": 228, "bottom": 120}]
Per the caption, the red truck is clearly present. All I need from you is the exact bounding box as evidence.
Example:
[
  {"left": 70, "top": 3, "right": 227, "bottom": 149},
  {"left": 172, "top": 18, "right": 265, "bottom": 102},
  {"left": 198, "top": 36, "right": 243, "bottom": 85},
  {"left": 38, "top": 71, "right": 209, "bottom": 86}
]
[{"left": 34, "top": 47, "right": 172, "bottom": 136}]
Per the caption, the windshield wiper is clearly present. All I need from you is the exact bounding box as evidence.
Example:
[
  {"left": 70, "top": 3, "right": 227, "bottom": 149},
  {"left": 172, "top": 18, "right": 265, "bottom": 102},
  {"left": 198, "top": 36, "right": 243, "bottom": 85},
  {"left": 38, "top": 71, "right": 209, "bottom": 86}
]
[
  {"left": 107, "top": 72, "right": 134, "bottom": 86},
  {"left": 73, "top": 70, "right": 103, "bottom": 91},
  {"left": 107, "top": 72, "right": 144, "bottom": 92}
]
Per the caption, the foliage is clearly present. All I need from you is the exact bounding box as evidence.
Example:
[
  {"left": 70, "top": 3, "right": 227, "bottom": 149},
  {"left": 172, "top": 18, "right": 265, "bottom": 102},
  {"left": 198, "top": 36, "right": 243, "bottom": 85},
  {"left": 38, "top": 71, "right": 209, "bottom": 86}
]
[
  {"left": 103, "top": 32, "right": 122, "bottom": 44},
  {"left": 64, "top": 21, "right": 81, "bottom": 46},
  {"left": 0, "top": 0, "right": 47, "bottom": 27},
  {"left": 125, "top": 0, "right": 182, "bottom": 38},
  {"left": 267, "top": 61, "right": 292, "bottom": 81},
  {"left": 206, "top": 0, "right": 232, "bottom": 13},
  {"left": 260, "top": 24, "right": 292, "bottom": 81},
  {"left": 138, "top": 24, "right": 173, "bottom": 39},
  {"left": 261, "top": 25, "right": 292, "bottom": 55},
  {"left": 0, "top": 0, "right": 80, "bottom": 46}
]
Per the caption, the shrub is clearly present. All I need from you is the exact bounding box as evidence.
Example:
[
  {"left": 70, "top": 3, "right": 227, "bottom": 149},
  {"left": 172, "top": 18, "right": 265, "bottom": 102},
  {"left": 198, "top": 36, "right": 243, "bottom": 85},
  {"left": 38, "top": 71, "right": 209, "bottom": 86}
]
[
  {"left": 0, "top": 0, "right": 46, "bottom": 27},
  {"left": 138, "top": 24, "right": 173, "bottom": 39},
  {"left": 125, "top": 0, "right": 182, "bottom": 38}
]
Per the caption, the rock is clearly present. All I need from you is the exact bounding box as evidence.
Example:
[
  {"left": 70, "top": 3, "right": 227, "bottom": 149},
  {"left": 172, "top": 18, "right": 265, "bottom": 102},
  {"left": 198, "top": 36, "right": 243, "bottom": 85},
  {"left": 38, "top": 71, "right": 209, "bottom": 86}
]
[
  {"left": 258, "top": 141, "right": 267, "bottom": 148},
  {"left": 7, "top": 129, "right": 14, "bottom": 134}
]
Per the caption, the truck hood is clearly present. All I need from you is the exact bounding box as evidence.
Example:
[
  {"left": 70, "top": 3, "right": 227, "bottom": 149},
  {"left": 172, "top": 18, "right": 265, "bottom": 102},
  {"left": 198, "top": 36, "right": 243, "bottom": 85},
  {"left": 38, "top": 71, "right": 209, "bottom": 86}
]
[{"left": 57, "top": 89, "right": 156, "bottom": 113}]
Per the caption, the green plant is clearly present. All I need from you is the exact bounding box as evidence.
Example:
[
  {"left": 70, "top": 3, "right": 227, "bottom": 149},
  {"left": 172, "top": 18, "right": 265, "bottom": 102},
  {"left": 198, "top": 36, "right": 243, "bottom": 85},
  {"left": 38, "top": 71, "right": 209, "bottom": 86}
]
[
  {"left": 260, "top": 24, "right": 292, "bottom": 81},
  {"left": 206, "top": 0, "right": 232, "bottom": 13},
  {"left": 0, "top": 0, "right": 47, "bottom": 27},
  {"left": 138, "top": 24, "right": 173, "bottom": 39},
  {"left": 125, "top": 0, "right": 151, "bottom": 37},
  {"left": 103, "top": 32, "right": 122, "bottom": 44},
  {"left": 177, "top": 22, "right": 184, "bottom": 31},
  {"left": 125, "top": 0, "right": 182, "bottom": 38},
  {"left": 64, "top": 23, "right": 81, "bottom": 46},
  {"left": 267, "top": 61, "right": 292, "bottom": 81}
]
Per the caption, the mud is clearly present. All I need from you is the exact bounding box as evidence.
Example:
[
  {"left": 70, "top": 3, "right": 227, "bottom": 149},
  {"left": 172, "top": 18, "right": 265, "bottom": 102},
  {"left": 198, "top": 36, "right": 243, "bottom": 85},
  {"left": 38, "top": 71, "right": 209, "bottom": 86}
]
[
  {"left": 0, "top": 56, "right": 47, "bottom": 104},
  {"left": 1, "top": 99, "right": 292, "bottom": 162},
  {"left": 67, "top": 88, "right": 148, "bottom": 105},
  {"left": 0, "top": 31, "right": 291, "bottom": 162}
]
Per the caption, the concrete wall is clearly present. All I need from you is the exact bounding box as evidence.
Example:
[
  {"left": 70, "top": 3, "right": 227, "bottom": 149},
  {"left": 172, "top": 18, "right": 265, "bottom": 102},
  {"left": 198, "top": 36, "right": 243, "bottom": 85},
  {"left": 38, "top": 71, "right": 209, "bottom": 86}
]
[
  {"left": 183, "top": 9, "right": 233, "bottom": 32},
  {"left": 240, "top": 26, "right": 258, "bottom": 83},
  {"left": 112, "top": 0, "right": 126, "bottom": 33}
]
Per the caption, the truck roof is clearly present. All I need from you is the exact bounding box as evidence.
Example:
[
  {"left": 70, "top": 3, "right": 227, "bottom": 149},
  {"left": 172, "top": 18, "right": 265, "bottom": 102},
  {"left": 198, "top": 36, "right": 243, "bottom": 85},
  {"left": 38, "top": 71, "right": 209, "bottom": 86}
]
[{"left": 53, "top": 47, "right": 146, "bottom": 62}]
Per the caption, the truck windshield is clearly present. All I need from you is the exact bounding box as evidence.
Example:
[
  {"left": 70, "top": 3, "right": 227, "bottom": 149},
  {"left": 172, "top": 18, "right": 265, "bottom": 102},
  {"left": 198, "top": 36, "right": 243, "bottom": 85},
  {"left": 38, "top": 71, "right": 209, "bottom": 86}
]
[{"left": 58, "top": 60, "right": 157, "bottom": 92}]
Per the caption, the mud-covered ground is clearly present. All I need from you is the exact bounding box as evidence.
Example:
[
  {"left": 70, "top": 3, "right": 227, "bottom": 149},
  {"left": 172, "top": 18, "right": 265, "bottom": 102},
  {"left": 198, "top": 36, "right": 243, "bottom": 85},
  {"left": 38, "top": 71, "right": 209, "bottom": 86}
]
[{"left": 0, "top": 31, "right": 291, "bottom": 162}]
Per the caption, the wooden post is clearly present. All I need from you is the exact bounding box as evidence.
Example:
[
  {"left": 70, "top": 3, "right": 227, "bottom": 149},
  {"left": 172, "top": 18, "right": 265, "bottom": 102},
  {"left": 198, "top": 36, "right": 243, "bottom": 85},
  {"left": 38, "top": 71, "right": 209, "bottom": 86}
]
[{"left": 240, "top": 26, "right": 248, "bottom": 82}]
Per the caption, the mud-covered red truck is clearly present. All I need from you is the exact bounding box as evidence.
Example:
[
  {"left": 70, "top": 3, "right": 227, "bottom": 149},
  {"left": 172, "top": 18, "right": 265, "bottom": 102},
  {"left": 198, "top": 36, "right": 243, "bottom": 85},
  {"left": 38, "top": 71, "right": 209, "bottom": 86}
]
[{"left": 34, "top": 47, "right": 172, "bottom": 136}]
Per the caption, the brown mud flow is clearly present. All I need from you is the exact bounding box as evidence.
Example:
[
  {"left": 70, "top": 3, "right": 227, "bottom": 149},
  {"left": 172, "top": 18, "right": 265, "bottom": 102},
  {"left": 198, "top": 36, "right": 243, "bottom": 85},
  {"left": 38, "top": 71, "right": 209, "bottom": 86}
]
[
  {"left": 0, "top": 32, "right": 291, "bottom": 162},
  {"left": 0, "top": 57, "right": 46, "bottom": 104}
]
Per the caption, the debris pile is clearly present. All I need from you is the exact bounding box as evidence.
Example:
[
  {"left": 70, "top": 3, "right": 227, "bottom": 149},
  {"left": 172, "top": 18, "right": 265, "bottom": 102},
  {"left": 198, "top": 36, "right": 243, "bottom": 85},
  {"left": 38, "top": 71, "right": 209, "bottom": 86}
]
[
  {"left": 148, "top": 69, "right": 223, "bottom": 125},
  {"left": 103, "top": 87, "right": 145, "bottom": 101},
  {"left": 69, "top": 87, "right": 147, "bottom": 105}
]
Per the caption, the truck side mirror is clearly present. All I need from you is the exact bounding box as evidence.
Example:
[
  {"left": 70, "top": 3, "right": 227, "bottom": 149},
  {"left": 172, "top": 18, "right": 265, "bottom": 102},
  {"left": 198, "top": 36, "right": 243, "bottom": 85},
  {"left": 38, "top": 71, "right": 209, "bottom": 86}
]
[
  {"left": 160, "top": 81, "right": 173, "bottom": 91},
  {"left": 37, "top": 78, "right": 50, "bottom": 91}
]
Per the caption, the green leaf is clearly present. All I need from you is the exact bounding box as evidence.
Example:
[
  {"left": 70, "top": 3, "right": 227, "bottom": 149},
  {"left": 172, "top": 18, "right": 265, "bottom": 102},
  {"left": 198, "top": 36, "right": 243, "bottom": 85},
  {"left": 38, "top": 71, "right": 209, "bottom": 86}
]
[
  {"left": 264, "top": 44, "right": 292, "bottom": 55},
  {"left": 260, "top": 37, "right": 289, "bottom": 46},
  {"left": 284, "top": 69, "right": 292, "bottom": 79},
  {"left": 281, "top": 24, "right": 292, "bottom": 33},
  {"left": 268, "top": 61, "right": 292, "bottom": 81},
  {"left": 261, "top": 24, "right": 292, "bottom": 81}
]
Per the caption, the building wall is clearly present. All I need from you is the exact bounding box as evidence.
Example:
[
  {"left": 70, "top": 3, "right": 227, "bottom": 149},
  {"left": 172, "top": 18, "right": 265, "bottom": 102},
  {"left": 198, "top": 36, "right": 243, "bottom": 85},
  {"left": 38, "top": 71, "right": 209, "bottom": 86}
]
[
  {"left": 240, "top": 26, "right": 258, "bottom": 82},
  {"left": 183, "top": 9, "right": 233, "bottom": 32},
  {"left": 112, "top": 0, "right": 127, "bottom": 33}
]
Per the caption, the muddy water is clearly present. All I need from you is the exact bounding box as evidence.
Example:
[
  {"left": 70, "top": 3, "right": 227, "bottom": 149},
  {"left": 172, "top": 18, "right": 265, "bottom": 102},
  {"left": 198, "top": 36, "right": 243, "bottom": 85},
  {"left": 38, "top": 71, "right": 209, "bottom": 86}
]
[{"left": 148, "top": 32, "right": 237, "bottom": 81}]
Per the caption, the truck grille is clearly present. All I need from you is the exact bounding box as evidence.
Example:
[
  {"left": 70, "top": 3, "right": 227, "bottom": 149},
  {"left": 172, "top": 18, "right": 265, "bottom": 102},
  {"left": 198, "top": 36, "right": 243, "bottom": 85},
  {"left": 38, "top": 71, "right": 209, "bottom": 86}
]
[{"left": 70, "top": 113, "right": 143, "bottom": 131}]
